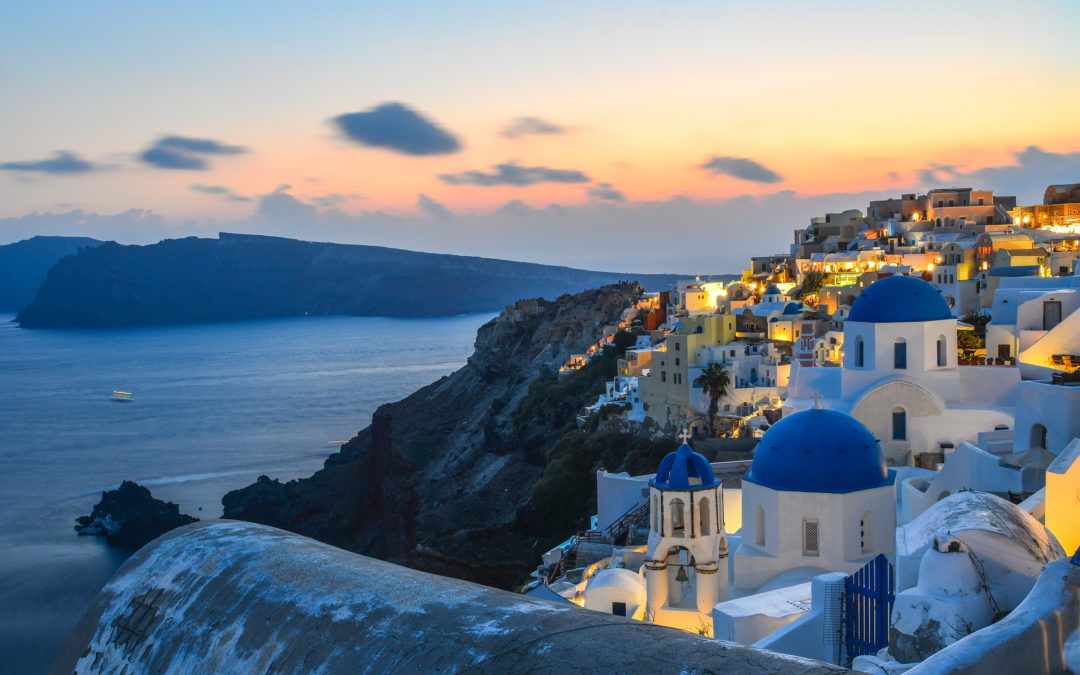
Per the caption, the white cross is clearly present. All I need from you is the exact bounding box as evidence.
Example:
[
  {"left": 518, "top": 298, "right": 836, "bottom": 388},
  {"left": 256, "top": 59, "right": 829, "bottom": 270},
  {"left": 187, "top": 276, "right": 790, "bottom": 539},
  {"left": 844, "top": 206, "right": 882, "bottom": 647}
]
[
  {"left": 810, "top": 391, "right": 824, "bottom": 409},
  {"left": 679, "top": 427, "right": 692, "bottom": 444}
]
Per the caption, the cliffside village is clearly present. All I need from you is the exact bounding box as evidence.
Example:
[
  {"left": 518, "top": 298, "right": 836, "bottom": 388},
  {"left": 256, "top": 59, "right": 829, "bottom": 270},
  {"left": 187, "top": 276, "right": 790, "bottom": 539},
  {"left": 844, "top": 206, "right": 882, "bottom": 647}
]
[{"left": 529, "top": 183, "right": 1080, "bottom": 673}]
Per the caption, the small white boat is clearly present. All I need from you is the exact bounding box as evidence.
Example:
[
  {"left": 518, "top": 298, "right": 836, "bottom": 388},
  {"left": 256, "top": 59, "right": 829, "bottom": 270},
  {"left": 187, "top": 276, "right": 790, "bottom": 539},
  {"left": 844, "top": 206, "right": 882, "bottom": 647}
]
[{"left": 111, "top": 390, "right": 133, "bottom": 402}]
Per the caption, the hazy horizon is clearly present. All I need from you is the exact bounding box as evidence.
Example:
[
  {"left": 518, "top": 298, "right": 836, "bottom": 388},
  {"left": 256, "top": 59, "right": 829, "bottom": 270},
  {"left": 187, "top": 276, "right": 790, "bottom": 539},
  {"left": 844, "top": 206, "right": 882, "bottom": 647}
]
[{"left": 3, "top": 2, "right": 1079, "bottom": 272}]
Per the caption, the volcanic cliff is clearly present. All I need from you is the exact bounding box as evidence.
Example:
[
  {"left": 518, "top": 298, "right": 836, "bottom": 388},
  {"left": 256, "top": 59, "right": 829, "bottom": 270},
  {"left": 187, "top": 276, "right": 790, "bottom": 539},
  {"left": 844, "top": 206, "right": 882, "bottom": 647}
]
[{"left": 223, "top": 283, "right": 677, "bottom": 588}]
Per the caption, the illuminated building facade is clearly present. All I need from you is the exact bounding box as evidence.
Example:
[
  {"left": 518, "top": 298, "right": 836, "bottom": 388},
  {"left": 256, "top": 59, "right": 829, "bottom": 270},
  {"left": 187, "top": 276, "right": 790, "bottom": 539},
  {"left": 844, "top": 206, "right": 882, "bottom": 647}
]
[{"left": 1010, "top": 183, "right": 1080, "bottom": 233}]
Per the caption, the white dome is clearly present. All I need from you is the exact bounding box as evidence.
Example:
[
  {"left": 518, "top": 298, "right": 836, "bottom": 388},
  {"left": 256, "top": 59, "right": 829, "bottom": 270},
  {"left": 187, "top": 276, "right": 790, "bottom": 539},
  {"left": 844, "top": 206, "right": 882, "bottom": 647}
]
[{"left": 583, "top": 567, "right": 646, "bottom": 618}]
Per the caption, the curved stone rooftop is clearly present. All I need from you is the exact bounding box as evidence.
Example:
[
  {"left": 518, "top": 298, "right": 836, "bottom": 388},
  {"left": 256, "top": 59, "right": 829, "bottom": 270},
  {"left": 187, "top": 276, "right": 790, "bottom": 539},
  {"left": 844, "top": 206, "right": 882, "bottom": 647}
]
[
  {"left": 847, "top": 275, "right": 953, "bottom": 323},
  {"left": 54, "top": 521, "right": 844, "bottom": 674},
  {"left": 746, "top": 408, "right": 892, "bottom": 494},
  {"left": 651, "top": 443, "right": 720, "bottom": 491},
  {"left": 896, "top": 491, "right": 1064, "bottom": 561}
]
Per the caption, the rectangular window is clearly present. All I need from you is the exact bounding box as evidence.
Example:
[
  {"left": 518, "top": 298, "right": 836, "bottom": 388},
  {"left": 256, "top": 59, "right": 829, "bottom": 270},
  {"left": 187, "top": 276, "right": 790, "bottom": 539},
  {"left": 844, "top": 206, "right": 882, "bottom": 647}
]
[
  {"left": 675, "top": 358, "right": 680, "bottom": 366},
  {"left": 998, "top": 344, "right": 1010, "bottom": 359},
  {"left": 675, "top": 342, "right": 680, "bottom": 351},
  {"left": 893, "top": 410, "right": 906, "bottom": 440},
  {"left": 612, "top": 602, "right": 627, "bottom": 617},
  {"left": 661, "top": 371, "right": 666, "bottom": 382},
  {"left": 894, "top": 341, "right": 907, "bottom": 369}
]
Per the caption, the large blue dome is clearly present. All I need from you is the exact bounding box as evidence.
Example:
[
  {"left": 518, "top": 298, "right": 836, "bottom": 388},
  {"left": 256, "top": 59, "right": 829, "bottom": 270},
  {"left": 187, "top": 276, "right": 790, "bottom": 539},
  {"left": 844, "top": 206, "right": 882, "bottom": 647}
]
[
  {"left": 763, "top": 284, "right": 782, "bottom": 296},
  {"left": 847, "top": 275, "right": 952, "bottom": 323},
  {"left": 745, "top": 409, "right": 891, "bottom": 493},
  {"left": 651, "top": 443, "right": 720, "bottom": 491}
]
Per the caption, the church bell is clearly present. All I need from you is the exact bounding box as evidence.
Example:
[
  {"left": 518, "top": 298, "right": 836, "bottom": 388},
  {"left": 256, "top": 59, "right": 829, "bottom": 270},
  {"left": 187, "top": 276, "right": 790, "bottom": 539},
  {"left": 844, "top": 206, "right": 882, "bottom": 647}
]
[{"left": 675, "top": 565, "right": 689, "bottom": 583}]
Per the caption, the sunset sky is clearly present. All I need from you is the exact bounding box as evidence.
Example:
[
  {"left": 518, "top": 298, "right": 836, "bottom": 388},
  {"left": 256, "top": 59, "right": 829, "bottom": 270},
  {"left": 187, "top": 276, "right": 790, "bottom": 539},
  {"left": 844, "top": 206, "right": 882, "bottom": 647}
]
[{"left": 2, "top": 1, "right": 1079, "bottom": 272}]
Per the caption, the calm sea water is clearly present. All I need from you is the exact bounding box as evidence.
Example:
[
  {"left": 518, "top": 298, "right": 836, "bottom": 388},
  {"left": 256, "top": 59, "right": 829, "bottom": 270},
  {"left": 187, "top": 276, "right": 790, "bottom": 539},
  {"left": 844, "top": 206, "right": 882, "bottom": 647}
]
[{"left": 0, "top": 311, "right": 493, "bottom": 674}]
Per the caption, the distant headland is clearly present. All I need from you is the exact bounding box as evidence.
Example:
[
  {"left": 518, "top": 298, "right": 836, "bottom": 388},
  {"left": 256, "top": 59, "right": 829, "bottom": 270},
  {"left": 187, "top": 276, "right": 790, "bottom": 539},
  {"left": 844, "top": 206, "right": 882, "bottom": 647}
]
[
  {"left": 12, "top": 233, "right": 711, "bottom": 328},
  {"left": 0, "top": 235, "right": 101, "bottom": 311}
]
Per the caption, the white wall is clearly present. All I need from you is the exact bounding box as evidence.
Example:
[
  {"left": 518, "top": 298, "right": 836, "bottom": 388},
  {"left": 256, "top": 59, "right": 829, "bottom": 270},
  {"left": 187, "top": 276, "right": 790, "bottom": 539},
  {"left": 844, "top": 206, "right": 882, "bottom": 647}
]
[
  {"left": 842, "top": 318, "right": 957, "bottom": 375},
  {"left": 752, "top": 573, "right": 846, "bottom": 665},
  {"left": 711, "top": 582, "right": 811, "bottom": 645},
  {"left": 734, "top": 482, "right": 894, "bottom": 591},
  {"left": 899, "top": 443, "right": 1029, "bottom": 524},
  {"left": 1014, "top": 380, "right": 1080, "bottom": 455},
  {"left": 596, "top": 471, "right": 650, "bottom": 533}
]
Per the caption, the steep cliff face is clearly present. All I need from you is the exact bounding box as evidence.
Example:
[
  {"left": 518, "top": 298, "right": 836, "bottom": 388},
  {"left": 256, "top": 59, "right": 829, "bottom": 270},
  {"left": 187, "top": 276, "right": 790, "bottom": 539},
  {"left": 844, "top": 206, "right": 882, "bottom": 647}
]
[
  {"left": 16, "top": 233, "right": 680, "bottom": 327},
  {"left": 223, "top": 283, "right": 645, "bottom": 588}
]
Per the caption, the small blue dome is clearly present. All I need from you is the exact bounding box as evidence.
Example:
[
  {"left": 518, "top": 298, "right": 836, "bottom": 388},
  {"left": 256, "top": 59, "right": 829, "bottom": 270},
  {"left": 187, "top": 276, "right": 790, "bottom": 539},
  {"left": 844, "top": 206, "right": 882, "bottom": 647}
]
[
  {"left": 745, "top": 409, "right": 891, "bottom": 493},
  {"left": 848, "top": 275, "right": 952, "bottom": 323},
  {"left": 782, "top": 302, "right": 803, "bottom": 315},
  {"left": 763, "top": 284, "right": 782, "bottom": 296},
  {"left": 651, "top": 443, "right": 720, "bottom": 491}
]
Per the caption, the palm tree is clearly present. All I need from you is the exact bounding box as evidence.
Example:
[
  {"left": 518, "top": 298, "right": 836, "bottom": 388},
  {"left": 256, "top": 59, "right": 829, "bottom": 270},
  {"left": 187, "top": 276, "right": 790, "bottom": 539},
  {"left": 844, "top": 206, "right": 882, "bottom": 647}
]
[{"left": 694, "top": 362, "right": 730, "bottom": 438}]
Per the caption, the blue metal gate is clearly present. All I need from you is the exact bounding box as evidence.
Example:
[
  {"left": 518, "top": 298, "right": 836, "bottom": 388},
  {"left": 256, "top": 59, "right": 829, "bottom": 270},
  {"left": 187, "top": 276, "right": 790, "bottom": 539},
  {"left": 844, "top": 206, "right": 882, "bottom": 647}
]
[{"left": 844, "top": 554, "right": 895, "bottom": 661}]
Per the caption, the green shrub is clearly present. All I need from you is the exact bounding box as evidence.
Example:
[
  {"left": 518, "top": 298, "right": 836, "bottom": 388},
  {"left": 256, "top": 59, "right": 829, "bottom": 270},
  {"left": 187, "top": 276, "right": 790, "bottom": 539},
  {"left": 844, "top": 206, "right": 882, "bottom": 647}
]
[{"left": 529, "top": 431, "right": 676, "bottom": 538}]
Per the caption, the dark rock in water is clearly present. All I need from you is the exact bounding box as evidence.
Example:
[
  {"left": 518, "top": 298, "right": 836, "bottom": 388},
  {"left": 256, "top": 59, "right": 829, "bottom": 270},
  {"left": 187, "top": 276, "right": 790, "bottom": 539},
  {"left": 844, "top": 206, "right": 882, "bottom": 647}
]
[{"left": 75, "top": 480, "right": 198, "bottom": 548}]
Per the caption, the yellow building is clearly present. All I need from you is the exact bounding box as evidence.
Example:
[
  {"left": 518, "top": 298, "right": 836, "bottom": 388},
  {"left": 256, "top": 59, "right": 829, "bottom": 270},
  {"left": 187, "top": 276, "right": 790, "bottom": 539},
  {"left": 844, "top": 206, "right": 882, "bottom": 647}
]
[
  {"left": 925, "top": 188, "right": 1007, "bottom": 229},
  {"left": 638, "top": 314, "right": 737, "bottom": 431},
  {"left": 1046, "top": 439, "right": 1080, "bottom": 557}
]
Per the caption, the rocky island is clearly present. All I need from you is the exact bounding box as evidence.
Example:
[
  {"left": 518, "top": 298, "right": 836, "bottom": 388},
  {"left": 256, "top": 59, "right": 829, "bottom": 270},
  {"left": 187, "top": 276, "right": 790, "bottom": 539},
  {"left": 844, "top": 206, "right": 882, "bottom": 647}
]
[
  {"left": 16, "top": 233, "right": 682, "bottom": 328},
  {"left": 75, "top": 480, "right": 198, "bottom": 548}
]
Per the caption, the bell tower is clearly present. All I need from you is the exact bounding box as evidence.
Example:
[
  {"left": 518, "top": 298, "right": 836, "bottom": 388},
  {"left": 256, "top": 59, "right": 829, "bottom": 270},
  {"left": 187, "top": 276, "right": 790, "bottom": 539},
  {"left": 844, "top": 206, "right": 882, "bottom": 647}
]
[{"left": 644, "top": 431, "right": 729, "bottom": 624}]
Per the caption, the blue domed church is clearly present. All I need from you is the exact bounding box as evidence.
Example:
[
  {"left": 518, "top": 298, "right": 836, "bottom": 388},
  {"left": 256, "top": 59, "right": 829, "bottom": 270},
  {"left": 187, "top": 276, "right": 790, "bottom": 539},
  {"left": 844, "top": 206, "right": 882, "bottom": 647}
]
[
  {"left": 733, "top": 408, "right": 896, "bottom": 591},
  {"left": 787, "top": 275, "right": 1017, "bottom": 467}
]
